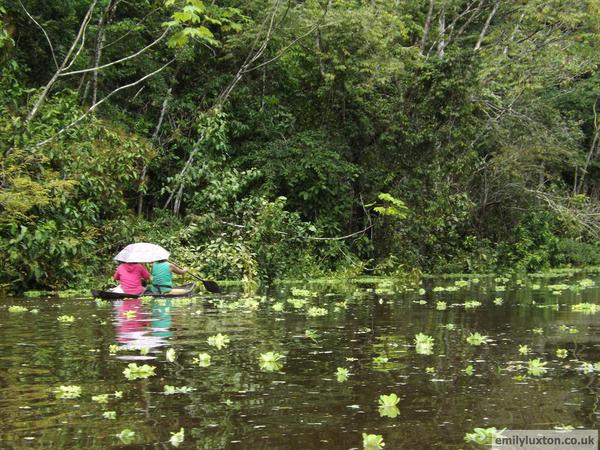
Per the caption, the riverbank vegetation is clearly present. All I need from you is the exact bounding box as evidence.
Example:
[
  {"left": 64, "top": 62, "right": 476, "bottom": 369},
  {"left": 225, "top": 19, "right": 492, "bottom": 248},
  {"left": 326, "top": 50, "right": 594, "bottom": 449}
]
[{"left": 1, "top": 0, "right": 600, "bottom": 291}]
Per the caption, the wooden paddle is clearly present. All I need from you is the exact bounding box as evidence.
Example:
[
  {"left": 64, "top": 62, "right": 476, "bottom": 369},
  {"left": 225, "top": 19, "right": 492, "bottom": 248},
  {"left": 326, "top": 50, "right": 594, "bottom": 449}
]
[{"left": 171, "top": 261, "right": 221, "bottom": 294}]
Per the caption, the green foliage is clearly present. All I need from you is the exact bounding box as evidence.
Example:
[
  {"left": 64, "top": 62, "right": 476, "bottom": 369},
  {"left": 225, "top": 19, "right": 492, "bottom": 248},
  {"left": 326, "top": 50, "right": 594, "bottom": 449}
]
[{"left": 2, "top": 0, "right": 600, "bottom": 291}]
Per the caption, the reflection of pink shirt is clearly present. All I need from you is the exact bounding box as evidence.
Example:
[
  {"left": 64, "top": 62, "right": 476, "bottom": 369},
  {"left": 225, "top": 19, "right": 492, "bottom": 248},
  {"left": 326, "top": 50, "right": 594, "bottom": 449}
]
[{"left": 114, "top": 263, "right": 150, "bottom": 295}]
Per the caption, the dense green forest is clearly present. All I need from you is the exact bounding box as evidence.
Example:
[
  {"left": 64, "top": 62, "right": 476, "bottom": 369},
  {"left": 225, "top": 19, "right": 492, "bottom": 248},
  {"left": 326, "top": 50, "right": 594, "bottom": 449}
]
[{"left": 1, "top": 0, "right": 600, "bottom": 291}]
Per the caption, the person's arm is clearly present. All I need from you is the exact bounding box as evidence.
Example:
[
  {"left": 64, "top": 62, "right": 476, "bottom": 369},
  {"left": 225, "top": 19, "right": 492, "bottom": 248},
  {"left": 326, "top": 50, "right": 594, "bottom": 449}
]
[
  {"left": 114, "top": 267, "right": 121, "bottom": 281},
  {"left": 140, "top": 265, "right": 151, "bottom": 280},
  {"left": 170, "top": 263, "right": 187, "bottom": 275}
]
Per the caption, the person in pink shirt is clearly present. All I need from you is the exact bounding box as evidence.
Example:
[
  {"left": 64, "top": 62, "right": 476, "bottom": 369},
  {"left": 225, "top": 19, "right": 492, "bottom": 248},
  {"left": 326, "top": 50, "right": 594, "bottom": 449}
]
[{"left": 113, "top": 262, "right": 151, "bottom": 295}]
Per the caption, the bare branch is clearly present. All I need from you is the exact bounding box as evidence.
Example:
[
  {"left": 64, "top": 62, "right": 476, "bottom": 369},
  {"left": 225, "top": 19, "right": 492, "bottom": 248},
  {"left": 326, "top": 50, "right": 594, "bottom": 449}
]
[
  {"left": 31, "top": 59, "right": 175, "bottom": 148},
  {"left": 25, "top": 0, "right": 98, "bottom": 124},
  {"left": 474, "top": 0, "right": 500, "bottom": 51},
  {"left": 18, "top": 0, "right": 58, "bottom": 69},
  {"left": 60, "top": 27, "right": 169, "bottom": 77}
]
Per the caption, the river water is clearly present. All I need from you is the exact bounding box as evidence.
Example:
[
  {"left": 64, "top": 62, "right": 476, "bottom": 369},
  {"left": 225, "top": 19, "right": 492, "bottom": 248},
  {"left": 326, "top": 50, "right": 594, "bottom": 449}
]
[{"left": 1, "top": 272, "right": 600, "bottom": 449}]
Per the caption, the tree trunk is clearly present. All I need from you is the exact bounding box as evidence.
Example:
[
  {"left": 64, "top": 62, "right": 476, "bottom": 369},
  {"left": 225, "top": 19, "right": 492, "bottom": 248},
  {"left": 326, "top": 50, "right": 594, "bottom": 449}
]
[
  {"left": 420, "top": 0, "right": 434, "bottom": 55},
  {"left": 138, "top": 88, "right": 171, "bottom": 215}
]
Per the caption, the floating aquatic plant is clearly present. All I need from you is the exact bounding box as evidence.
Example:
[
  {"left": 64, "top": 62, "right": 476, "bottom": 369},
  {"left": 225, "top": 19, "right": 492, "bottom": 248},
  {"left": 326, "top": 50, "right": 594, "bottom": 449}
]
[
  {"left": 57, "top": 315, "right": 75, "bottom": 323},
  {"left": 207, "top": 333, "right": 230, "bottom": 350},
  {"left": 56, "top": 385, "right": 82, "bottom": 399},
  {"left": 164, "top": 385, "right": 194, "bottom": 395},
  {"left": 442, "top": 323, "right": 456, "bottom": 330},
  {"left": 432, "top": 286, "right": 445, "bottom": 292},
  {"left": 454, "top": 280, "right": 469, "bottom": 287},
  {"left": 527, "top": 358, "right": 547, "bottom": 376},
  {"left": 92, "top": 394, "right": 109, "bottom": 404},
  {"left": 114, "top": 391, "right": 123, "bottom": 398},
  {"left": 170, "top": 428, "right": 185, "bottom": 447},
  {"left": 305, "top": 329, "right": 319, "bottom": 341},
  {"left": 493, "top": 298, "right": 504, "bottom": 305},
  {"left": 8, "top": 305, "right": 28, "bottom": 313},
  {"left": 165, "top": 348, "right": 176, "bottom": 362},
  {"left": 436, "top": 301, "right": 447, "bottom": 310},
  {"left": 336, "top": 367, "right": 350, "bottom": 382},
  {"left": 123, "top": 363, "right": 156, "bottom": 380},
  {"left": 463, "top": 365, "right": 475, "bottom": 376},
  {"left": 193, "top": 352, "right": 211, "bottom": 367},
  {"left": 518, "top": 345, "right": 530, "bottom": 355},
  {"left": 466, "top": 332, "right": 488, "bottom": 346},
  {"left": 117, "top": 429, "right": 136, "bottom": 444},
  {"left": 378, "top": 393, "right": 399, "bottom": 407},
  {"left": 378, "top": 394, "right": 400, "bottom": 418},
  {"left": 307, "top": 306, "right": 327, "bottom": 317},
  {"left": 532, "top": 328, "right": 544, "bottom": 335},
  {"left": 102, "top": 411, "right": 116, "bottom": 420},
  {"left": 425, "top": 367, "right": 435, "bottom": 374},
  {"left": 556, "top": 349, "right": 568, "bottom": 359},
  {"left": 580, "top": 362, "right": 600, "bottom": 374},
  {"left": 464, "top": 300, "right": 482, "bottom": 309},
  {"left": 372, "top": 356, "right": 389, "bottom": 364},
  {"left": 362, "top": 433, "right": 385, "bottom": 449},
  {"left": 138, "top": 347, "right": 149, "bottom": 356},
  {"left": 414, "top": 333, "right": 434, "bottom": 355},
  {"left": 464, "top": 427, "right": 503, "bottom": 445},
  {"left": 572, "top": 303, "right": 600, "bottom": 314},
  {"left": 418, "top": 288, "right": 426, "bottom": 295},
  {"left": 109, "top": 344, "right": 121, "bottom": 355},
  {"left": 272, "top": 302, "right": 284, "bottom": 312},
  {"left": 291, "top": 288, "right": 317, "bottom": 297},
  {"left": 259, "top": 352, "right": 285, "bottom": 372},
  {"left": 288, "top": 298, "right": 308, "bottom": 309},
  {"left": 579, "top": 279, "right": 595, "bottom": 288}
]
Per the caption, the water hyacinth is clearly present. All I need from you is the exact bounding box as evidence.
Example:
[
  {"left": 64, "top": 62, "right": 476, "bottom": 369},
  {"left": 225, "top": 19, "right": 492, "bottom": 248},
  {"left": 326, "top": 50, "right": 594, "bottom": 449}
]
[
  {"left": 466, "top": 332, "right": 488, "bottom": 346},
  {"left": 527, "top": 358, "right": 548, "bottom": 376},
  {"left": 307, "top": 306, "right": 327, "bottom": 317},
  {"left": 464, "top": 300, "right": 482, "bottom": 309},
  {"left": 259, "top": 352, "right": 285, "bottom": 372},
  {"left": 8, "top": 305, "right": 28, "bottom": 313},
  {"left": 518, "top": 345, "right": 529, "bottom": 355},
  {"left": 435, "top": 301, "right": 447, "bottom": 310},
  {"left": 556, "top": 349, "right": 568, "bottom": 359},
  {"left": 336, "top": 367, "right": 349, "bottom": 382},
  {"left": 207, "top": 333, "right": 230, "bottom": 350},
  {"left": 464, "top": 427, "right": 503, "bottom": 445},
  {"left": 193, "top": 352, "right": 211, "bottom": 367},
  {"left": 164, "top": 385, "right": 194, "bottom": 395},
  {"left": 572, "top": 303, "right": 600, "bottom": 314},
  {"left": 57, "top": 315, "right": 75, "bottom": 323},
  {"left": 170, "top": 428, "right": 185, "bottom": 447},
  {"left": 378, "top": 393, "right": 400, "bottom": 418},
  {"left": 91, "top": 394, "right": 109, "bottom": 404},
  {"left": 55, "top": 385, "right": 82, "bottom": 399},
  {"left": 102, "top": 411, "right": 116, "bottom": 420},
  {"left": 165, "top": 348, "right": 176, "bottom": 362},
  {"left": 117, "top": 429, "right": 136, "bottom": 444},
  {"left": 123, "top": 363, "right": 156, "bottom": 380},
  {"left": 414, "top": 333, "right": 434, "bottom": 355},
  {"left": 362, "top": 433, "right": 385, "bottom": 449}
]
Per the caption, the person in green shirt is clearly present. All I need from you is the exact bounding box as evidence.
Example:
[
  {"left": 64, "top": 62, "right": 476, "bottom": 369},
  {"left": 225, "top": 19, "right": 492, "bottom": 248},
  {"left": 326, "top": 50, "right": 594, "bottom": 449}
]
[{"left": 150, "top": 260, "right": 187, "bottom": 294}]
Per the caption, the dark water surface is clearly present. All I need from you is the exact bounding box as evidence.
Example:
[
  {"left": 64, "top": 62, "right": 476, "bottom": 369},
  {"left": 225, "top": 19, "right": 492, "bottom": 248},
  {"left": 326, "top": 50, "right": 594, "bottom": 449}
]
[{"left": 1, "top": 273, "right": 600, "bottom": 449}]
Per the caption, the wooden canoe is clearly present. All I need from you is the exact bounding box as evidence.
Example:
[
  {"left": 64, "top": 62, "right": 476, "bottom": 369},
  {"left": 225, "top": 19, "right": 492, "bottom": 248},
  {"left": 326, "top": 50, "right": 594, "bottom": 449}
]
[{"left": 91, "top": 282, "right": 196, "bottom": 300}]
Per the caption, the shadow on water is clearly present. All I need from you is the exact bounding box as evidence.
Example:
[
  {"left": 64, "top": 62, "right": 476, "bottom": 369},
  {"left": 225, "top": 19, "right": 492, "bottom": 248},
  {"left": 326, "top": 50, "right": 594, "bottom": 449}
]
[{"left": 0, "top": 272, "right": 600, "bottom": 449}]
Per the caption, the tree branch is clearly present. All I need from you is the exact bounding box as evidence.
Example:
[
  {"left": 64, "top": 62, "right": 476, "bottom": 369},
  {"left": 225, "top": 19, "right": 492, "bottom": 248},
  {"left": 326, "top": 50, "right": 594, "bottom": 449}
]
[{"left": 18, "top": 0, "right": 58, "bottom": 70}]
